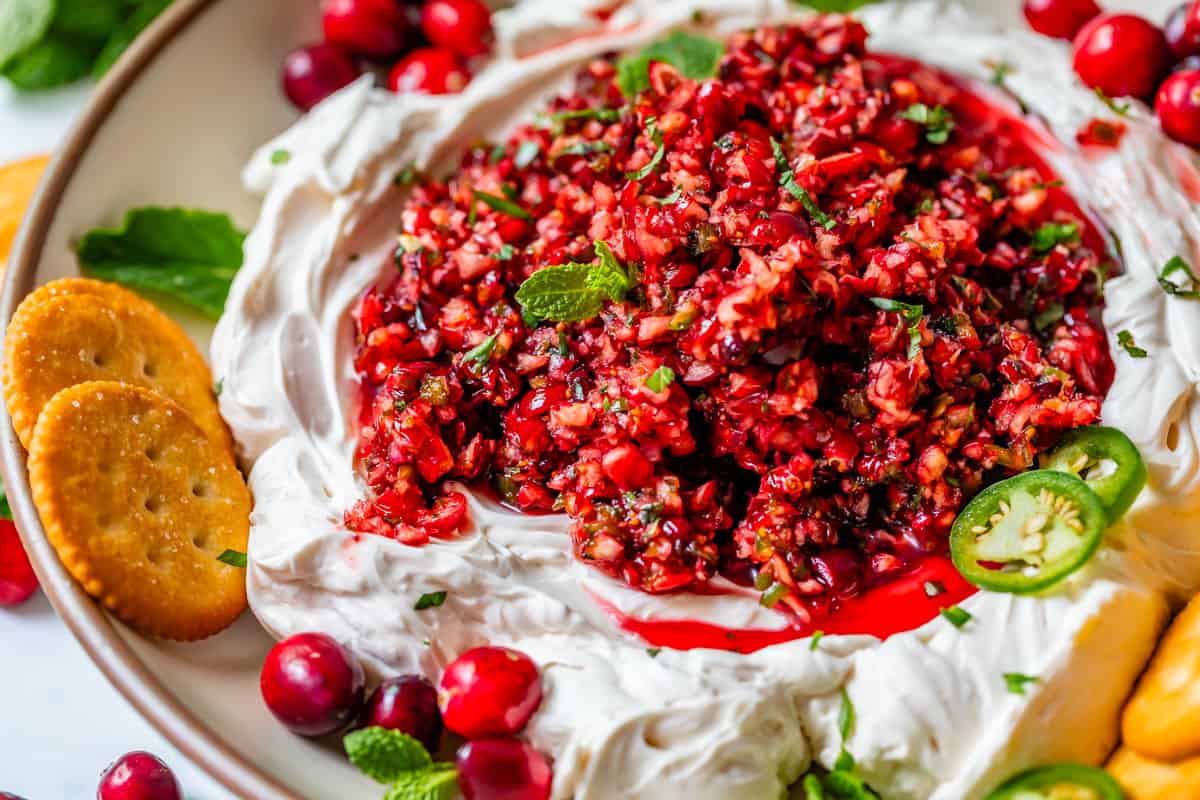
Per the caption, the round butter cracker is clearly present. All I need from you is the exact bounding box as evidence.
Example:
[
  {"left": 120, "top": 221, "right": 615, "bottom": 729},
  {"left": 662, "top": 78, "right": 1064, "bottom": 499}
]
[{"left": 28, "top": 381, "right": 250, "bottom": 641}]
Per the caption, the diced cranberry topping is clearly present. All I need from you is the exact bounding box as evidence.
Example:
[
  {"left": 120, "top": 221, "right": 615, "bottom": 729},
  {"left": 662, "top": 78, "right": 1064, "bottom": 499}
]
[
  {"left": 1076, "top": 117, "right": 1127, "bottom": 147},
  {"left": 361, "top": 674, "right": 443, "bottom": 752},
  {"left": 281, "top": 43, "right": 362, "bottom": 111},
  {"left": 322, "top": 0, "right": 417, "bottom": 58},
  {"left": 1072, "top": 13, "right": 1171, "bottom": 99},
  {"left": 0, "top": 519, "right": 37, "bottom": 606},
  {"left": 260, "top": 633, "right": 365, "bottom": 737},
  {"left": 345, "top": 17, "right": 1111, "bottom": 624},
  {"left": 1157, "top": 69, "right": 1200, "bottom": 146},
  {"left": 421, "top": 0, "right": 494, "bottom": 57},
  {"left": 96, "top": 752, "right": 181, "bottom": 800},
  {"left": 388, "top": 47, "right": 471, "bottom": 94},
  {"left": 438, "top": 647, "right": 542, "bottom": 738},
  {"left": 1023, "top": 0, "right": 1101, "bottom": 40},
  {"left": 1165, "top": 2, "right": 1200, "bottom": 61},
  {"left": 456, "top": 738, "right": 552, "bottom": 800}
]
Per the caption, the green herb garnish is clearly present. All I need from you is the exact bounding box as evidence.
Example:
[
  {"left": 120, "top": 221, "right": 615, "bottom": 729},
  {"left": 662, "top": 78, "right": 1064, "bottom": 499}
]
[
  {"left": 645, "top": 366, "right": 675, "bottom": 393},
  {"left": 1158, "top": 255, "right": 1200, "bottom": 299},
  {"left": 414, "top": 591, "right": 447, "bottom": 610},
  {"left": 810, "top": 630, "right": 825, "bottom": 651},
  {"left": 771, "top": 137, "right": 836, "bottom": 230},
  {"left": 216, "top": 549, "right": 247, "bottom": 568},
  {"left": 899, "top": 103, "right": 956, "bottom": 144},
  {"left": 615, "top": 30, "right": 724, "bottom": 97},
  {"left": 790, "top": 0, "right": 880, "bottom": 10},
  {"left": 463, "top": 334, "right": 499, "bottom": 366},
  {"left": 1094, "top": 87, "right": 1131, "bottom": 117},
  {"left": 270, "top": 149, "right": 291, "bottom": 165},
  {"left": 1117, "top": 330, "right": 1148, "bottom": 358},
  {"left": 627, "top": 117, "right": 665, "bottom": 181},
  {"left": 759, "top": 582, "right": 788, "bottom": 608},
  {"left": 1031, "top": 221, "right": 1080, "bottom": 253},
  {"left": 344, "top": 727, "right": 457, "bottom": 799},
  {"left": 471, "top": 190, "right": 532, "bottom": 221},
  {"left": 515, "top": 240, "right": 632, "bottom": 323},
  {"left": 940, "top": 605, "right": 972, "bottom": 628},
  {"left": 1003, "top": 672, "right": 1039, "bottom": 695},
  {"left": 869, "top": 297, "right": 924, "bottom": 359},
  {"left": 514, "top": 140, "right": 540, "bottom": 170},
  {"left": 646, "top": 647, "right": 661, "bottom": 658},
  {"left": 76, "top": 206, "right": 245, "bottom": 320},
  {"left": 838, "top": 686, "right": 856, "bottom": 741}
]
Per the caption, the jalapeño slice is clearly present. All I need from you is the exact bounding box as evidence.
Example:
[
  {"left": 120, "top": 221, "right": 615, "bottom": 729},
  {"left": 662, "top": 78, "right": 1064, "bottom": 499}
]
[
  {"left": 950, "top": 470, "right": 1106, "bottom": 594},
  {"left": 985, "top": 764, "right": 1125, "bottom": 800},
  {"left": 1041, "top": 426, "right": 1146, "bottom": 523}
]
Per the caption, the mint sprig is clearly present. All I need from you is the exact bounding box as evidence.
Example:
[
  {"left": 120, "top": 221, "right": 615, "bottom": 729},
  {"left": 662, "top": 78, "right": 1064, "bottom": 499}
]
[
  {"left": 344, "top": 727, "right": 459, "bottom": 800},
  {"left": 76, "top": 206, "right": 245, "bottom": 320},
  {"left": 1031, "top": 221, "right": 1080, "bottom": 254},
  {"left": 616, "top": 30, "right": 724, "bottom": 97},
  {"left": 383, "top": 765, "right": 458, "bottom": 800},
  {"left": 515, "top": 240, "right": 632, "bottom": 323},
  {"left": 627, "top": 117, "right": 665, "bottom": 181},
  {"left": 771, "top": 137, "right": 836, "bottom": 231}
]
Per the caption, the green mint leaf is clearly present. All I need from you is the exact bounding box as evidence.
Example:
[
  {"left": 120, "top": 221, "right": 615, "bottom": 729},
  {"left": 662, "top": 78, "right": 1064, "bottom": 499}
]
[
  {"left": 590, "top": 240, "right": 632, "bottom": 300},
  {"left": 344, "top": 727, "right": 434, "bottom": 784},
  {"left": 988, "top": 59, "right": 1013, "bottom": 87},
  {"left": 1116, "top": 330, "right": 1148, "bottom": 358},
  {"left": 216, "top": 549, "right": 247, "bottom": 568},
  {"left": 76, "top": 206, "right": 245, "bottom": 320},
  {"left": 546, "top": 107, "right": 621, "bottom": 126},
  {"left": 616, "top": 30, "right": 724, "bottom": 97},
  {"left": 92, "top": 0, "right": 172, "bottom": 77},
  {"left": 1094, "top": 87, "right": 1131, "bottom": 117},
  {"left": 1158, "top": 255, "right": 1200, "bottom": 299},
  {"left": 270, "top": 149, "right": 291, "bottom": 165},
  {"left": 771, "top": 137, "right": 836, "bottom": 230},
  {"left": 834, "top": 748, "right": 856, "bottom": 773},
  {"left": 868, "top": 297, "right": 924, "bottom": 358},
  {"left": 515, "top": 241, "right": 630, "bottom": 322},
  {"left": 0, "top": 0, "right": 53, "bottom": 70},
  {"left": 514, "top": 140, "right": 540, "bottom": 170},
  {"left": 414, "top": 591, "right": 447, "bottom": 610},
  {"left": 790, "top": 0, "right": 880, "bottom": 11},
  {"left": 382, "top": 764, "right": 459, "bottom": 800},
  {"left": 472, "top": 190, "right": 532, "bottom": 221},
  {"left": 645, "top": 366, "right": 675, "bottom": 393},
  {"left": 52, "top": 0, "right": 126, "bottom": 41},
  {"left": 898, "top": 103, "right": 956, "bottom": 145},
  {"left": 922, "top": 580, "right": 946, "bottom": 598},
  {"left": 802, "top": 773, "right": 826, "bottom": 800},
  {"left": 1031, "top": 221, "right": 1080, "bottom": 254},
  {"left": 809, "top": 630, "right": 825, "bottom": 651},
  {"left": 940, "top": 605, "right": 972, "bottom": 628},
  {"left": 2, "top": 36, "right": 95, "bottom": 90},
  {"left": 557, "top": 140, "right": 613, "bottom": 159},
  {"left": 627, "top": 117, "right": 665, "bottom": 181},
  {"left": 463, "top": 334, "right": 498, "bottom": 366},
  {"left": 1003, "top": 672, "right": 1039, "bottom": 695},
  {"left": 838, "top": 687, "right": 856, "bottom": 741},
  {"left": 824, "top": 768, "right": 880, "bottom": 800}
]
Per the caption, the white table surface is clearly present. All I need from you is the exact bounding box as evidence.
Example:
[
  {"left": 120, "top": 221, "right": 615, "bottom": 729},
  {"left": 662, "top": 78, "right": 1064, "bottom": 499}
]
[{"left": 0, "top": 81, "right": 233, "bottom": 800}]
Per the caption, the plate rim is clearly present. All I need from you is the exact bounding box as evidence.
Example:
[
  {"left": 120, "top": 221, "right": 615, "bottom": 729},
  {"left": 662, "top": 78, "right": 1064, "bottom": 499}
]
[{"left": 0, "top": 1, "right": 300, "bottom": 797}]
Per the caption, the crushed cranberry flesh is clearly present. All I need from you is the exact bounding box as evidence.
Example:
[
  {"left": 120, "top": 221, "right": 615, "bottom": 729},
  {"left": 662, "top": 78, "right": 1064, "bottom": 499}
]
[{"left": 345, "top": 17, "right": 1112, "bottom": 628}]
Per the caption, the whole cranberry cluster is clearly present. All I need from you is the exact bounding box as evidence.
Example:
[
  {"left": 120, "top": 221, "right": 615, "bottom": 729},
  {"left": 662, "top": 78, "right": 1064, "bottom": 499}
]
[
  {"left": 282, "top": 0, "right": 493, "bottom": 111},
  {"left": 345, "top": 16, "right": 1110, "bottom": 617},
  {"left": 1026, "top": 0, "right": 1200, "bottom": 146}
]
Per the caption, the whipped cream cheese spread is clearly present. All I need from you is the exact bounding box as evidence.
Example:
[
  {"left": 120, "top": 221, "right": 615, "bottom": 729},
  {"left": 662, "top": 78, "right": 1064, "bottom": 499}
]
[{"left": 211, "top": 1, "right": 1198, "bottom": 797}]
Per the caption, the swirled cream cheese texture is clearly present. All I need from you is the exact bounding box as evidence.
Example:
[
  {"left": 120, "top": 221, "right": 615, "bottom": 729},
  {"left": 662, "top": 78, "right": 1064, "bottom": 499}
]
[{"left": 211, "top": 1, "right": 1196, "bottom": 797}]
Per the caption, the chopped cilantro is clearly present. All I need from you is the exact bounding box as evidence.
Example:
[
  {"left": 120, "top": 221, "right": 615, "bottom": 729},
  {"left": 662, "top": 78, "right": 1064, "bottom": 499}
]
[
  {"left": 1003, "top": 672, "right": 1039, "bottom": 695},
  {"left": 216, "top": 549, "right": 247, "bottom": 568},
  {"left": 899, "top": 103, "right": 956, "bottom": 144},
  {"left": 940, "top": 605, "right": 972, "bottom": 628},
  {"left": 645, "top": 366, "right": 676, "bottom": 392},
  {"left": 463, "top": 334, "right": 499, "bottom": 366},
  {"left": 1116, "top": 329, "right": 1148, "bottom": 358},
  {"left": 771, "top": 136, "right": 836, "bottom": 230},
  {"left": 1158, "top": 255, "right": 1200, "bottom": 299},
  {"left": 869, "top": 297, "right": 924, "bottom": 359},
  {"left": 414, "top": 591, "right": 447, "bottom": 610},
  {"left": 1031, "top": 221, "right": 1080, "bottom": 253}
]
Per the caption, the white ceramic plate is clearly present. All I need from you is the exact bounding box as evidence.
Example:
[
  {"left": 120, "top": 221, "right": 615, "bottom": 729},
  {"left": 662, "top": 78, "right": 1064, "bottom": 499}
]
[{"left": 0, "top": 0, "right": 1173, "bottom": 797}]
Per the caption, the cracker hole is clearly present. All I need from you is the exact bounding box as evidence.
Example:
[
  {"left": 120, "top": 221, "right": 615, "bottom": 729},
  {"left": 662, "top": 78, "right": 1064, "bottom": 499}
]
[
  {"left": 144, "top": 496, "right": 164, "bottom": 513},
  {"left": 192, "top": 531, "right": 210, "bottom": 549},
  {"left": 146, "top": 547, "right": 165, "bottom": 566},
  {"left": 191, "top": 481, "right": 211, "bottom": 498},
  {"left": 145, "top": 446, "right": 162, "bottom": 462},
  {"left": 142, "top": 361, "right": 158, "bottom": 378},
  {"left": 91, "top": 352, "right": 106, "bottom": 367},
  {"left": 96, "top": 514, "right": 112, "bottom": 529}
]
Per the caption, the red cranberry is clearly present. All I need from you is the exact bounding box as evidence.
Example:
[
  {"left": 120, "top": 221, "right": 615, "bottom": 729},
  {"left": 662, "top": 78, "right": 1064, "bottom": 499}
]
[
  {"left": 322, "top": 0, "right": 417, "bottom": 58},
  {"left": 388, "top": 47, "right": 470, "bottom": 94},
  {"left": 456, "top": 738, "right": 552, "bottom": 800},
  {"left": 809, "top": 549, "right": 863, "bottom": 596},
  {"left": 438, "top": 646, "right": 542, "bottom": 738},
  {"left": 0, "top": 520, "right": 37, "bottom": 606},
  {"left": 1072, "top": 14, "right": 1171, "bottom": 99},
  {"left": 1157, "top": 69, "right": 1200, "bottom": 146},
  {"left": 97, "top": 752, "right": 181, "bottom": 800},
  {"left": 420, "top": 0, "right": 493, "bottom": 57},
  {"left": 601, "top": 444, "right": 653, "bottom": 492},
  {"left": 1165, "top": 2, "right": 1200, "bottom": 60},
  {"left": 362, "top": 675, "right": 443, "bottom": 752},
  {"left": 1023, "top": 0, "right": 1101, "bottom": 40},
  {"left": 282, "top": 43, "right": 362, "bottom": 111},
  {"left": 260, "top": 633, "right": 365, "bottom": 737}
]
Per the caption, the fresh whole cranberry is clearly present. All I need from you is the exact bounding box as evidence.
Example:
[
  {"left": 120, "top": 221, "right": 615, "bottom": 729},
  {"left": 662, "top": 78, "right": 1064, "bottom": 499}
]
[
  {"left": 420, "top": 0, "right": 493, "bottom": 57},
  {"left": 1023, "top": 0, "right": 1101, "bottom": 40},
  {"left": 0, "top": 519, "right": 37, "bottom": 606},
  {"left": 1072, "top": 13, "right": 1171, "bottom": 99},
  {"left": 1165, "top": 2, "right": 1200, "bottom": 60},
  {"left": 322, "top": 0, "right": 417, "bottom": 58},
  {"left": 388, "top": 47, "right": 471, "bottom": 94},
  {"left": 1156, "top": 69, "right": 1200, "bottom": 146},
  {"left": 282, "top": 43, "right": 362, "bottom": 111},
  {"left": 456, "top": 738, "right": 552, "bottom": 800},
  {"left": 97, "top": 752, "right": 181, "bottom": 800},
  {"left": 260, "top": 632, "right": 365, "bottom": 737},
  {"left": 438, "top": 646, "right": 542, "bottom": 738},
  {"left": 362, "top": 675, "right": 443, "bottom": 752}
]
